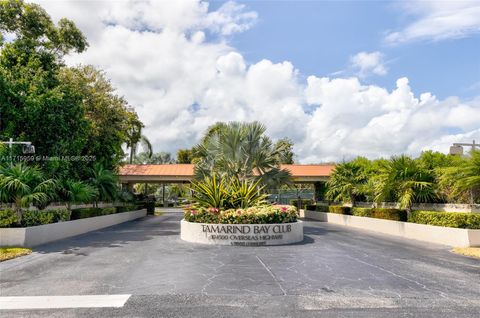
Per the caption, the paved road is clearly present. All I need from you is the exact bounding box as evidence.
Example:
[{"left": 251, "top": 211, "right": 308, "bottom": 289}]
[{"left": 1, "top": 211, "right": 479, "bottom": 317}]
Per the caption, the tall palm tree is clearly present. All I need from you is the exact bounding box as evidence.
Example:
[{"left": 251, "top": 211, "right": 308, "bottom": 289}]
[
  {"left": 193, "top": 121, "right": 292, "bottom": 188},
  {"left": 438, "top": 150, "right": 480, "bottom": 204},
  {"left": 326, "top": 161, "right": 367, "bottom": 206},
  {"left": 89, "top": 163, "right": 118, "bottom": 207},
  {"left": 374, "top": 155, "right": 436, "bottom": 210},
  {"left": 0, "top": 163, "right": 56, "bottom": 221}
]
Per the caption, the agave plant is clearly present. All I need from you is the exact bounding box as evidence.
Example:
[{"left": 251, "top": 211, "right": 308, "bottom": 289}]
[
  {"left": 0, "top": 163, "right": 56, "bottom": 221},
  {"left": 189, "top": 175, "right": 229, "bottom": 209},
  {"left": 227, "top": 178, "right": 268, "bottom": 209}
]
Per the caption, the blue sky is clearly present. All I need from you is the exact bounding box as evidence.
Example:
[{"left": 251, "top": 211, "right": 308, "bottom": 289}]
[
  {"left": 212, "top": 0, "right": 480, "bottom": 100},
  {"left": 37, "top": 0, "right": 480, "bottom": 161}
]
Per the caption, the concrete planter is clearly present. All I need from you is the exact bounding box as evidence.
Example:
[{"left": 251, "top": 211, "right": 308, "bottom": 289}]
[
  {"left": 301, "top": 210, "right": 480, "bottom": 247},
  {"left": 0, "top": 209, "right": 147, "bottom": 247},
  {"left": 180, "top": 219, "right": 304, "bottom": 246}
]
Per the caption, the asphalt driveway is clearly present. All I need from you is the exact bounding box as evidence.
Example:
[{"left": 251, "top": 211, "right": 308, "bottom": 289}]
[{"left": 1, "top": 210, "right": 479, "bottom": 317}]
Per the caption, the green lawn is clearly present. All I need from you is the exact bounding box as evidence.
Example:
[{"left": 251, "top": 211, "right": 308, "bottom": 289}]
[{"left": 0, "top": 247, "right": 32, "bottom": 262}]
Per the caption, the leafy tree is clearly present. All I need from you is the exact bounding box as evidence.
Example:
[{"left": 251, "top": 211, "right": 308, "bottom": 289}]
[
  {"left": 274, "top": 138, "right": 295, "bottom": 164},
  {"left": 0, "top": 0, "right": 89, "bottom": 172},
  {"left": 193, "top": 121, "right": 292, "bottom": 188},
  {"left": 374, "top": 155, "right": 437, "bottom": 210},
  {"left": 176, "top": 149, "right": 193, "bottom": 164},
  {"left": 0, "top": 163, "right": 56, "bottom": 221},
  {"left": 134, "top": 151, "right": 173, "bottom": 164},
  {"left": 89, "top": 163, "right": 118, "bottom": 206},
  {"left": 326, "top": 161, "right": 368, "bottom": 206}
]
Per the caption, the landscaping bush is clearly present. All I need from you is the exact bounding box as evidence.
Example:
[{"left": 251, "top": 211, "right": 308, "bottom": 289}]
[
  {"left": 351, "top": 207, "right": 373, "bottom": 217},
  {"left": 305, "top": 204, "right": 316, "bottom": 211},
  {"left": 20, "top": 209, "right": 71, "bottom": 227},
  {"left": 408, "top": 210, "right": 480, "bottom": 229},
  {"left": 116, "top": 204, "right": 142, "bottom": 213},
  {"left": 290, "top": 199, "right": 314, "bottom": 209},
  {"left": 351, "top": 207, "right": 407, "bottom": 221},
  {"left": 184, "top": 205, "right": 298, "bottom": 224},
  {"left": 315, "top": 205, "right": 329, "bottom": 212},
  {"left": 0, "top": 209, "right": 18, "bottom": 228},
  {"left": 328, "top": 205, "right": 351, "bottom": 215},
  {"left": 70, "top": 207, "right": 116, "bottom": 220}
]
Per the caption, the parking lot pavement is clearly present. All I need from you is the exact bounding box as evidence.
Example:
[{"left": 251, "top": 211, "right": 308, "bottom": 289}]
[{"left": 1, "top": 211, "right": 479, "bottom": 317}]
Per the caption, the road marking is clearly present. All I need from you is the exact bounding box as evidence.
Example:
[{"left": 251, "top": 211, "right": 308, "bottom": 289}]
[{"left": 0, "top": 295, "right": 131, "bottom": 310}]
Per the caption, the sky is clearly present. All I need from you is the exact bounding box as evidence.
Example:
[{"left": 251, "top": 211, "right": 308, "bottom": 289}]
[{"left": 33, "top": 0, "right": 480, "bottom": 163}]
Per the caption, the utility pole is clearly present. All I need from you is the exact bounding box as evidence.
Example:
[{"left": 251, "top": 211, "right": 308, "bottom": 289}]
[{"left": 449, "top": 140, "right": 477, "bottom": 155}]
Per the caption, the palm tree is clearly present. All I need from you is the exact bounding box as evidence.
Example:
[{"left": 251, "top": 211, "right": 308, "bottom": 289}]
[
  {"left": 193, "top": 121, "right": 292, "bottom": 188},
  {"left": 374, "top": 155, "right": 436, "bottom": 211},
  {"left": 326, "top": 161, "right": 367, "bottom": 207},
  {"left": 438, "top": 150, "right": 480, "bottom": 204},
  {"left": 125, "top": 111, "right": 153, "bottom": 164},
  {"left": 0, "top": 163, "right": 56, "bottom": 221},
  {"left": 58, "top": 180, "right": 98, "bottom": 210},
  {"left": 89, "top": 163, "right": 118, "bottom": 207}
]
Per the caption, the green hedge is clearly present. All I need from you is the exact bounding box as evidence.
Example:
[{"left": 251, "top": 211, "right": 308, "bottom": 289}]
[
  {"left": 351, "top": 207, "right": 407, "bottom": 221},
  {"left": 0, "top": 209, "right": 71, "bottom": 228},
  {"left": 116, "top": 204, "right": 142, "bottom": 213},
  {"left": 329, "top": 205, "right": 351, "bottom": 215},
  {"left": 70, "top": 207, "right": 116, "bottom": 220},
  {"left": 290, "top": 199, "right": 314, "bottom": 209},
  {"left": 305, "top": 204, "right": 329, "bottom": 212},
  {"left": 408, "top": 210, "right": 480, "bottom": 229}
]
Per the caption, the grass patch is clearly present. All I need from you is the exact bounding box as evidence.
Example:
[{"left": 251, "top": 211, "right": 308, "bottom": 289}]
[
  {"left": 452, "top": 247, "right": 480, "bottom": 259},
  {"left": 0, "top": 247, "right": 32, "bottom": 262}
]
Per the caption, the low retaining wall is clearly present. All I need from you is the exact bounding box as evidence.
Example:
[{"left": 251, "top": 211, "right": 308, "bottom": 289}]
[
  {"left": 0, "top": 209, "right": 147, "bottom": 247},
  {"left": 180, "top": 220, "right": 304, "bottom": 246},
  {"left": 301, "top": 210, "right": 480, "bottom": 247}
]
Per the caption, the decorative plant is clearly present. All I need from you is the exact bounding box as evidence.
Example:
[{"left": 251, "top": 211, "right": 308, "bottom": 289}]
[{"left": 0, "top": 163, "right": 56, "bottom": 222}]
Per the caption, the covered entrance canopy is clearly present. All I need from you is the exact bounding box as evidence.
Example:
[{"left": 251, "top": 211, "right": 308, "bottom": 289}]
[{"left": 118, "top": 164, "right": 335, "bottom": 184}]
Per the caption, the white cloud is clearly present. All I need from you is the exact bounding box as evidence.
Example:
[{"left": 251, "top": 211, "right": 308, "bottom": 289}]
[
  {"left": 385, "top": 0, "right": 480, "bottom": 44},
  {"left": 350, "top": 51, "right": 387, "bottom": 77},
  {"left": 32, "top": 0, "right": 480, "bottom": 162}
]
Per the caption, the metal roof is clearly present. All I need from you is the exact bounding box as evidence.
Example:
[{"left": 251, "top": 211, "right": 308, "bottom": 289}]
[{"left": 118, "top": 164, "right": 334, "bottom": 183}]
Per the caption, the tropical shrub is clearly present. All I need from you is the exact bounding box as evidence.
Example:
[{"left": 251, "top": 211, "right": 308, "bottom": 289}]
[
  {"left": 326, "top": 161, "right": 368, "bottom": 206},
  {"left": 328, "top": 205, "right": 351, "bottom": 215},
  {"left": 0, "top": 164, "right": 57, "bottom": 222},
  {"left": 189, "top": 176, "right": 267, "bottom": 209},
  {"left": 20, "top": 209, "right": 71, "bottom": 227},
  {"left": 408, "top": 210, "right": 480, "bottom": 229},
  {"left": 290, "top": 199, "right": 315, "bottom": 209},
  {"left": 184, "top": 205, "right": 298, "bottom": 224},
  {"left": 351, "top": 207, "right": 373, "bottom": 217},
  {"left": 70, "top": 207, "right": 116, "bottom": 220},
  {"left": 0, "top": 209, "right": 17, "bottom": 227}
]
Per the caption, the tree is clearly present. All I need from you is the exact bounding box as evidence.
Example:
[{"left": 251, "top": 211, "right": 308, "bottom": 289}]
[
  {"left": 124, "top": 111, "right": 152, "bottom": 164},
  {"left": 374, "top": 155, "right": 436, "bottom": 210},
  {"left": 177, "top": 149, "right": 193, "bottom": 164},
  {"left": 438, "top": 150, "right": 480, "bottom": 204},
  {"left": 89, "top": 163, "right": 118, "bottom": 206},
  {"left": 0, "top": 163, "right": 56, "bottom": 221},
  {"left": 274, "top": 138, "right": 295, "bottom": 164},
  {"left": 193, "top": 121, "right": 292, "bottom": 188},
  {"left": 0, "top": 0, "right": 89, "bottom": 170},
  {"left": 134, "top": 152, "right": 173, "bottom": 164},
  {"left": 326, "top": 161, "right": 368, "bottom": 206}
]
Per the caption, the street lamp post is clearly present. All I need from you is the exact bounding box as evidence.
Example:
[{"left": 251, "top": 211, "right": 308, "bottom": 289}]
[{"left": 0, "top": 138, "right": 35, "bottom": 163}]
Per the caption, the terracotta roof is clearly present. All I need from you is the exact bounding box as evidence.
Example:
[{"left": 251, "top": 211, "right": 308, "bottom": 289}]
[
  {"left": 119, "top": 164, "right": 194, "bottom": 176},
  {"left": 119, "top": 164, "right": 334, "bottom": 177},
  {"left": 280, "top": 164, "right": 335, "bottom": 177}
]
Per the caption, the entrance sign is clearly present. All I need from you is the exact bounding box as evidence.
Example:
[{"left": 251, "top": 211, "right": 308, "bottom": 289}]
[{"left": 180, "top": 220, "right": 304, "bottom": 246}]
